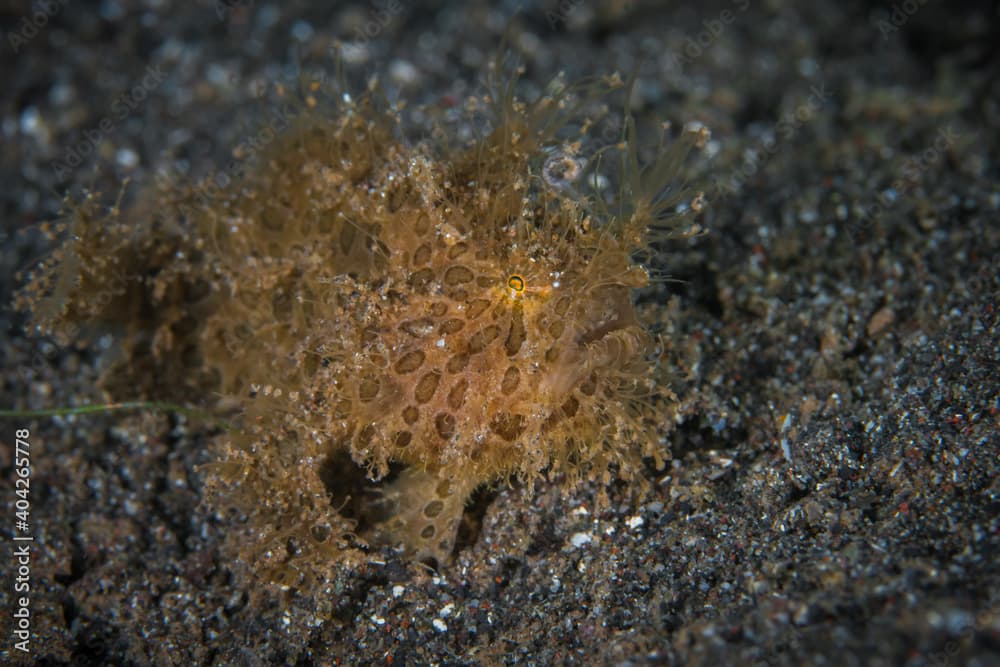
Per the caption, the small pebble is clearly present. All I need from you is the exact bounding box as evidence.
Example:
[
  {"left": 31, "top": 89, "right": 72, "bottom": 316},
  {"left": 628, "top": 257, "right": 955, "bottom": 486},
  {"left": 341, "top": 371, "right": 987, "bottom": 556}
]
[{"left": 389, "top": 59, "right": 421, "bottom": 88}]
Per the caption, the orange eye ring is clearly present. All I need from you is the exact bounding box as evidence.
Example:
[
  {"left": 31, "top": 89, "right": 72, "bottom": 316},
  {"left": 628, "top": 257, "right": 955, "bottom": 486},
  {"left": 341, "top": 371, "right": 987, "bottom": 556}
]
[{"left": 507, "top": 275, "right": 525, "bottom": 293}]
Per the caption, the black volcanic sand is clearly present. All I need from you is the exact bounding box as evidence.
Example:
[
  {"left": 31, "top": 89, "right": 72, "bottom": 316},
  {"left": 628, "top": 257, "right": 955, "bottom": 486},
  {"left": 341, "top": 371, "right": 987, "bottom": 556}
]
[{"left": 1, "top": 1, "right": 998, "bottom": 665}]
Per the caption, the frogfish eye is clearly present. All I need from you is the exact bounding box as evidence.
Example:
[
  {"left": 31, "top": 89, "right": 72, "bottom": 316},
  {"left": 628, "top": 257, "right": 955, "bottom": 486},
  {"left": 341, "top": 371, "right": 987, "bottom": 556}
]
[{"left": 507, "top": 274, "right": 525, "bottom": 296}]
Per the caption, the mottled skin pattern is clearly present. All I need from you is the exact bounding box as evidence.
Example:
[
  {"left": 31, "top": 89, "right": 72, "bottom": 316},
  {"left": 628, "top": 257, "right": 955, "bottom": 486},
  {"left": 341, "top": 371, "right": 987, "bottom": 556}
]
[{"left": 19, "top": 70, "right": 705, "bottom": 583}]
